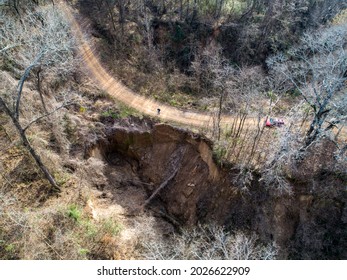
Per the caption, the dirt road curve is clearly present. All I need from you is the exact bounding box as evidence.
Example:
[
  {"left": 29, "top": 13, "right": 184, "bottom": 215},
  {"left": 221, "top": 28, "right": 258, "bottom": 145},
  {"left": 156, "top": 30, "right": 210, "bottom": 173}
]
[
  {"left": 80, "top": 40, "right": 215, "bottom": 127},
  {"left": 61, "top": 2, "right": 347, "bottom": 141},
  {"left": 61, "top": 3, "right": 257, "bottom": 129}
]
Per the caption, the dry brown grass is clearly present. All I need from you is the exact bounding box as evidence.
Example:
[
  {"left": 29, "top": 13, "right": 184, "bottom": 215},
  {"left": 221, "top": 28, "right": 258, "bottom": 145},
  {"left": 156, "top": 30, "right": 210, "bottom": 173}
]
[
  {"left": 0, "top": 68, "right": 156, "bottom": 260},
  {"left": 0, "top": 187, "right": 127, "bottom": 259}
]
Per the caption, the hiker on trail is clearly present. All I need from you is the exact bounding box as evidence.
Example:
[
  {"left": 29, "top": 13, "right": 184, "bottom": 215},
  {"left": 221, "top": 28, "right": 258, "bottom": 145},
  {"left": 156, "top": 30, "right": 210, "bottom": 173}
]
[{"left": 157, "top": 108, "right": 161, "bottom": 115}]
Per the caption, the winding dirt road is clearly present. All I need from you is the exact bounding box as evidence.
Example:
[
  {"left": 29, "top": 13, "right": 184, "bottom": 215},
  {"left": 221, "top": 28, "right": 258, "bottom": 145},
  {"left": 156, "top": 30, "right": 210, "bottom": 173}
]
[
  {"left": 62, "top": 3, "right": 254, "bottom": 130},
  {"left": 61, "top": 3, "right": 346, "bottom": 140}
]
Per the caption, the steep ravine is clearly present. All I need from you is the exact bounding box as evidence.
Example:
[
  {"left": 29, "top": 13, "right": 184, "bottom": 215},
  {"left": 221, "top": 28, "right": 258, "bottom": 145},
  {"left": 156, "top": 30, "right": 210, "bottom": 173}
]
[{"left": 87, "top": 123, "right": 346, "bottom": 259}]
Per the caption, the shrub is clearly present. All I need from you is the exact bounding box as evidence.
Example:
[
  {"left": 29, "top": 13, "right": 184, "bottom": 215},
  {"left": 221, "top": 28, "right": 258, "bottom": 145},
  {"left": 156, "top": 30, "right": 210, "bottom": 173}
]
[
  {"left": 67, "top": 205, "right": 82, "bottom": 223},
  {"left": 141, "top": 224, "right": 278, "bottom": 260}
]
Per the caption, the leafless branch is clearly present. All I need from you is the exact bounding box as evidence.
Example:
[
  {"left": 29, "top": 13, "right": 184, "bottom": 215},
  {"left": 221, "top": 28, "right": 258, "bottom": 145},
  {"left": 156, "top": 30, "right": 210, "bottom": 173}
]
[{"left": 23, "top": 102, "right": 74, "bottom": 132}]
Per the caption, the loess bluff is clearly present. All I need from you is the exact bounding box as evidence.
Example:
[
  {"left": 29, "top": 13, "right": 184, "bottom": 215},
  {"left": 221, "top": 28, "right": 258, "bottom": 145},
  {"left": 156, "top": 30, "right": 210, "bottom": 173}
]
[{"left": 86, "top": 122, "right": 346, "bottom": 259}]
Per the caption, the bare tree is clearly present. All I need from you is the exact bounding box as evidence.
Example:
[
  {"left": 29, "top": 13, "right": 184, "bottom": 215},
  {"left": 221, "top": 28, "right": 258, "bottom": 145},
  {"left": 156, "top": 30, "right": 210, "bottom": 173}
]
[
  {"left": 191, "top": 44, "right": 234, "bottom": 139},
  {"left": 142, "top": 224, "right": 278, "bottom": 260},
  {"left": 267, "top": 23, "right": 347, "bottom": 150},
  {"left": 102, "top": 0, "right": 118, "bottom": 33},
  {"left": 0, "top": 0, "right": 55, "bottom": 16},
  {"left": 260, "top": 123, "right": 295, "bottom": 196},
  {"left": 210, "top": 48, "right": 234, "bottom": 140},
  {"left": 0, "top": 4, "right": 75, "bottom": 192}
]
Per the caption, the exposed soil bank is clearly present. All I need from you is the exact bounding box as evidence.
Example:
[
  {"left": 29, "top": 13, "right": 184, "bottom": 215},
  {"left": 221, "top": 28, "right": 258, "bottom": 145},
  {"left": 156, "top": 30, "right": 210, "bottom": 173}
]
[{"left": 88, "top": 123, "right": 346, "bottom": 259}]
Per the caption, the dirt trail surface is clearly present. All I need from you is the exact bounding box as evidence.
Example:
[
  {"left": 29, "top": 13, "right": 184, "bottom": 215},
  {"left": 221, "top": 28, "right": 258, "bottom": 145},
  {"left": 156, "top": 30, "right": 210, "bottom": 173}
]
[{"left": 61, "top": 3, "right": 257, "bottom": 129}]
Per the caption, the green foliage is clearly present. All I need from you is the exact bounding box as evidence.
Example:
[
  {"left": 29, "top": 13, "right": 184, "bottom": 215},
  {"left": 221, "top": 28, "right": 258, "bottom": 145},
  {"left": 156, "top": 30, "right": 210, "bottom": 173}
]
[
  {"left": 67, "top": 205, "right": 82, "bottom": 223},
  {"left": 64, "top": 203, "right": 123, "bottom": 258},
  {"left": 5, "top": 243, "right": 15, "bottom": 253},
  {"left": 118, "top": 104, "right": 140, "bottom": 118},
  {"left": 168, "top": 93, "right": 195, "bottom": 108},
  {"left": 101, "top": 218, "right": 122, "bottom": 236},
  {"left": 101, "top": 105, "right": 141, "bottom": 120},
  {"left": 81, "top": 219, "right": 98, "bottom": 238},
  {"left": 266, "top": 90, "right": 277, "bottom": 102},
  {"left": 1, "top": 242, "right": 17, "bottom": 259},
  {"left": 0, "top": 230, "right": 17, "bottom": 259},
  {"left": 101, "top": 110, "right": 119, "bottom": 119},
  {"left": 79, "top": 106, "right": 87, "bottom": 113},
  {"left": 78, "top": 248, "right": 90, "bottom": 257},
  {"left": 213, "top": 143, "right": 228, "bottom": 166}
]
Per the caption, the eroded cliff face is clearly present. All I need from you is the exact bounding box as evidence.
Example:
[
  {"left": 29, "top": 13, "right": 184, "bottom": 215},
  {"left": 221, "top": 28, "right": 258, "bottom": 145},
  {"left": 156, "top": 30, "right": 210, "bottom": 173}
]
[
  {"left": 92, "top": 123, "right": 222, "bottom": 224},
  {"left": 87, "top": 123, "right": 346, "bottom": 259}
]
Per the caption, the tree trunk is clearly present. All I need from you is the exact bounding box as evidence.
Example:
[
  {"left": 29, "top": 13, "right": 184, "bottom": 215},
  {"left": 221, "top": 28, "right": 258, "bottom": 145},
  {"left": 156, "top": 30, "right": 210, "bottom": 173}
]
[
  {"left": 36, "top": 68, "right": 49, "bottom": 114},
  {"left": 142, "top": 168, "right": 178, "bottom": 209},
  {"left": 117, "top": 0, "right": 125, "bottom": 36},
  {"left": 216, "top": 91, "right": 224, "bottom": 141},
  {"left": 15, "top": 55, "right": 42, "bottom": 119},
  {"left": 104, "top": 0, "right": 117, "bottom": 33},
  {"left": 0, "top": 97, "right": 60, "bottom": 193},
  {"left": 179, "top": 0, "right": 183, "bottom": 20}
]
